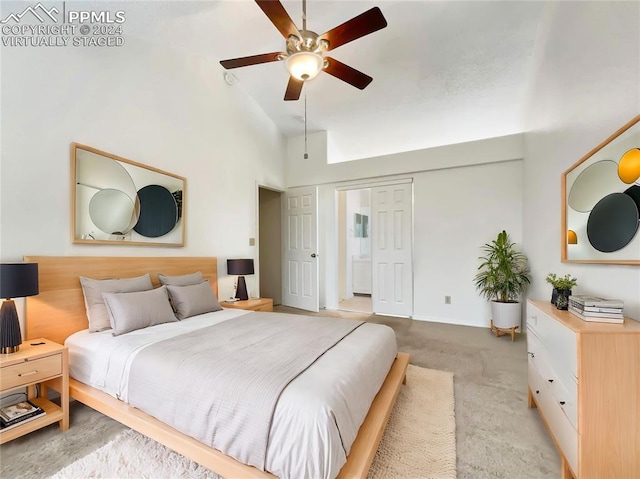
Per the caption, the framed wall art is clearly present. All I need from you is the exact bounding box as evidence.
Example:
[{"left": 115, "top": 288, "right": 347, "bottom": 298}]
[
  {"left": 562, "top": 115, "right": 640, "bottom": 264},
  {"left": 72, "top": 143, "right": 186, "bottom": 246}
]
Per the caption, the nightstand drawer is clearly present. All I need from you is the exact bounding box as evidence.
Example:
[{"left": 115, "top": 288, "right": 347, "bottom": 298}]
[
  {"left": 1, "top": 354, "right": 62, "bottom": 391},
  {"left": 253, "top": 301, "right": 273, "bottom": 312}
]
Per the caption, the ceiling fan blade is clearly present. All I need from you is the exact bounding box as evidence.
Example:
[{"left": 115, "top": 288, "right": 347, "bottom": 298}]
[
  {"left": 319, "top": 7, "right": 387, "bottom": 52},
  {"left": 323, "top": 57, "right": 373, "bottom": 90},
  {"left": 255, "top": 0, "right": 300, "bottom": 39},
  {"left": 284, "top": 76, "right": 304, "bottom": 101},
  {"left": 220, "top": 52, "right": 285, "bottom": 70}
]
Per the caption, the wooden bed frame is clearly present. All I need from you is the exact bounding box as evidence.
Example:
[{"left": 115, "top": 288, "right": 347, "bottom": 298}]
[{"left": 24, "top": 256, "right": 410, "bottom": 479}]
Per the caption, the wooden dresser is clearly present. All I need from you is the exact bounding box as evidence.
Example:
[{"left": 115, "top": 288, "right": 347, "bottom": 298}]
[{"left": 526, "top": 300, "right": 640, "bottom": 479}]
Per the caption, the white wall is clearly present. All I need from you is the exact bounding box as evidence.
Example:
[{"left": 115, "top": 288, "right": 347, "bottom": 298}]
[
  {"left": 291, "top": 134, "right": 525, "bottom": 327},
  {"left": 414, "top": 160, "right": 523, "bottom": 326},
  {"left": 287, "top": 131, "right": 524, "bottom": 187},
  {"left": 1, "top": 37, "right": 286, "bottom": 310},
  {"left": 523, "top": 1, "right": 640, "bottom": 321}
]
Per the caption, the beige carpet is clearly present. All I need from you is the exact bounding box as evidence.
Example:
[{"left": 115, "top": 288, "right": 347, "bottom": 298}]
[{"left": 49, "top": 365, "right": 456, "bottom": 479}]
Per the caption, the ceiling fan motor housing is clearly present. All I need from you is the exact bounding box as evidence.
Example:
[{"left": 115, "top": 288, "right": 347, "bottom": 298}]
[{"left": 286, "top": 30, "right": 328, "bottom": 55}]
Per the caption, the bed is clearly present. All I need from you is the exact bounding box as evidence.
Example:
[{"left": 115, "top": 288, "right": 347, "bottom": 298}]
[{"left": 24, "top": 256, "right": 410, "bottom": 479}]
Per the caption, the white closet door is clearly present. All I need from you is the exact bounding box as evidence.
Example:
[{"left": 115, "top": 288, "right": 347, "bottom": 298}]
[
  {"left": 371, "top": 182, "right": 413, "bottom": 317},
  {"left": 282, "top": 186, "right": 319, "bottom": 312}
]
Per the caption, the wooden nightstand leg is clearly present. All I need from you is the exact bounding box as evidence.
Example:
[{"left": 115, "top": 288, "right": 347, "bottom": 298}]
[
  {"left": 527, "top": 387, "right": 537, "bottom": 409},
  {"left": 60, "top": 350, "right": 69, "bottom": 430}
]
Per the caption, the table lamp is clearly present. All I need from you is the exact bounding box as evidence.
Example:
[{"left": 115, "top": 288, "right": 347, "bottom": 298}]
[
  {"left": 226, "top": 259, "right": 254, "bottom": 301},
  {"left": 0, "top": 263, "right": 39, "bottom": 354}
]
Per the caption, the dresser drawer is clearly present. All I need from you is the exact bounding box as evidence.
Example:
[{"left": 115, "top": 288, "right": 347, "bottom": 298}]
[
  {"left": 0, "top": 354, "right": 62, "bottom": 391},
  {"left": 527, "top": 304, "right": 578, "bottom": 380},
  {"left": 529, "top": 360, "right": 578, "bottom": 475},
  {"left": 528, "top": 326, "right": 578, "bottom": 428}
]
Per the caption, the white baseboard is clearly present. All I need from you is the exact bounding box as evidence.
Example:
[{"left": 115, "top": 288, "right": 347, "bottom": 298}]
[{"left": 410, "top": 314, "right": 489, "bottom": 329}]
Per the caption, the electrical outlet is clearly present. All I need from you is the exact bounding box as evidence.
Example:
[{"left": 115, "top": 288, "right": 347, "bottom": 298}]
[{"left": 444, "top": 295, "right": 451, "bottom": 304}]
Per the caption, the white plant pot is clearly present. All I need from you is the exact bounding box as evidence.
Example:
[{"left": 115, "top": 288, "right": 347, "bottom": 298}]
[{"left": 491, "top": 301, "right": 521, "bottom": 329}]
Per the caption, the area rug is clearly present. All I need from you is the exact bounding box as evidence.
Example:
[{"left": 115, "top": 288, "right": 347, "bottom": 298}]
[{"left": 50, "top": 365, "right": 456, "bottom": 479}]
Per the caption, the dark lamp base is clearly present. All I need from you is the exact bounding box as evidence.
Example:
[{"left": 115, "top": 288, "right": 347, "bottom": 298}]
[
  {"left": 0, "top": 299, "right": 23, "bottom": 354},
  {"left": 235, "top": 276, "right": 249, "bottom": 301}
]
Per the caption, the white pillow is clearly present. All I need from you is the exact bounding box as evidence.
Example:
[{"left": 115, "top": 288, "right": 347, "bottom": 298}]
[
  {"left": 165, "top": 281, "right": 222, "bottom": 320},
  {"left": 80, "top": 274, "right": 153, "bottom": 332},
  {"left": 158, "top": 271, "right": 204, "bottom": 286},
  {"left": 102, "top": 286, "right": 178, "bottom": 336}
]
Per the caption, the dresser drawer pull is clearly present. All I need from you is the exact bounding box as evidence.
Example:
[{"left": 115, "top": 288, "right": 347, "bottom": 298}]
[
  {"left": 18, "top": 370, "right": 39, "bottom": 377},
  {"left": 527, "top": 352, "right": 535, "bottom": 358},
  {"left": 548, "top": 379, "right": 554, "bottom": 383},
  {"left": 559, "top": 401, "right": 566, "bottom": 406},
  {"left": 535, "top": 390, "right": 539, "bottom": 394}
]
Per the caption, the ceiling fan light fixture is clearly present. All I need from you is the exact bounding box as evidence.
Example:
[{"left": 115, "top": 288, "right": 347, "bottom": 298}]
[{"left": 286, "top": 51, "right": 323, "bottom": 81}]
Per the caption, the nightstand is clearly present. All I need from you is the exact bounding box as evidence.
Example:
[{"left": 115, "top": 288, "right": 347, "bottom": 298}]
[
  {"left": 222, "top": 298, "right": 274, "bottom": 312},
  {"left": 0, "top": 338, "right": 69, "bottom": 444}
]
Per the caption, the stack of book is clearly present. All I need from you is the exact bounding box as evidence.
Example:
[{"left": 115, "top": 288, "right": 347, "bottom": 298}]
[
  {"left": 0, "top": 400, "right": 46, "bottom": 431},
  {"left": 568, "top": 295, "right": 624, "bottom": 324}
]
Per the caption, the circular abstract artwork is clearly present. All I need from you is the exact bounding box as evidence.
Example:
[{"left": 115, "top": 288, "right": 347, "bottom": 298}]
[
  {"left": 586, "top": 193, "right": 639, "bottom": 253},
  {"left": 134, "top": 185, "right": 178, "bottom": 238}
]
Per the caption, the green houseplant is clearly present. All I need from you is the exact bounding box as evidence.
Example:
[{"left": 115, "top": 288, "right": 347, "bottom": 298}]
[
  {"left": 474, "top": 230, "right": 531, "bottom": 329},
  {"left": 545, "top": 273, "right": 577, "bottom": 310}
]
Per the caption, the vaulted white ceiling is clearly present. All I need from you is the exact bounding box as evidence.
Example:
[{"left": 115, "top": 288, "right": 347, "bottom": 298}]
[{"left": 129, "top": 1, "right": 547, "bottom": 162}]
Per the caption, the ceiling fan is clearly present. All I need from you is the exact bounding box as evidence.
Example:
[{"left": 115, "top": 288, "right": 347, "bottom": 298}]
[{"left": 219, "top": 0, "right": 388, "bottom": 101}]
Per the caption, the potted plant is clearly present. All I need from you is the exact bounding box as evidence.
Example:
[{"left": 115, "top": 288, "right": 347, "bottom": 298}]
[
  {"left": 474, "top": 230, "right": 531, "bottom": 330},
  {"left": 545, "top": 273, "right": 577, "bottom": 310}
]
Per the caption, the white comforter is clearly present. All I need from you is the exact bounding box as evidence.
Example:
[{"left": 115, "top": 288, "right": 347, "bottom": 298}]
[{"left": 65, "top": 309, "right": 398, "bottom": 479}]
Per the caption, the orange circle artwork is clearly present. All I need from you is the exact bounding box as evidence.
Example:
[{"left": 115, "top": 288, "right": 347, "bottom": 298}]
[{"left": 618, "top": 148, "right": 640, "bottom": 184}]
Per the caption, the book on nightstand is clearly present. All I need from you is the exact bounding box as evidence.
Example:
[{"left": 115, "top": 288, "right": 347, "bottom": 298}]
[{"left": 0, "top": 400, "right": 46, "bottom": 429}]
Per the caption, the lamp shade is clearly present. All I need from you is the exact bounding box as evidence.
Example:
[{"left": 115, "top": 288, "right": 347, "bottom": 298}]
[
  {"left": 0, "top": 263, "right": 39, "bottom": 299},
  {"left": 227, "top": 259, "right": 254, "bottom": 276},
  {"left": 0, "top": 263, "right": 38, "bottom": 354}
]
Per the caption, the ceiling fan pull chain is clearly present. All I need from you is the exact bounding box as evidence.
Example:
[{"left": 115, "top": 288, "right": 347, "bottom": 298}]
[{"left": 304, "top": 92, "right": 309, "bottom": 159}]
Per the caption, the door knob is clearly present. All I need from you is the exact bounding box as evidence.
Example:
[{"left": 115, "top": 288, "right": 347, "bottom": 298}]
[{"left": 311, "top": 253, "right": 317, "bottom": 258}]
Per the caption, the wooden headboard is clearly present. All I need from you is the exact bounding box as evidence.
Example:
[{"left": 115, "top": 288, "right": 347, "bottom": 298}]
[{"left": 24, "top": 256, "right": 218, "bottom": 345}]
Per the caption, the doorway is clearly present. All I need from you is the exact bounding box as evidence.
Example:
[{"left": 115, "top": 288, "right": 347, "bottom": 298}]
[
  {"left": 337, "top": 188, "right": 373, "bottom": 313},
  {"left": 258, "top": 186, "right": 283, "bottom": 305},
  {"left": 336, "top": 180, "right": 414, "bottom": 317}
]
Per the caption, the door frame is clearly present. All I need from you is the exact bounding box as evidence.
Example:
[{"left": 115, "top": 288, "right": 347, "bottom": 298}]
[
  {"left": 255, "top": 182, "right": 285, "bottom": 303},
  {"left": 334, "top": 178, "right": 414, "bottom": 316}
]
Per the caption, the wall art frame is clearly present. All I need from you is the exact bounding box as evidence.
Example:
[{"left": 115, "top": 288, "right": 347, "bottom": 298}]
[
  {"left": 71, "top": 143, "right": 186, "bottom": 247},
  {"left": 561, "top": 115, "right": 640, "bottom": 264}
]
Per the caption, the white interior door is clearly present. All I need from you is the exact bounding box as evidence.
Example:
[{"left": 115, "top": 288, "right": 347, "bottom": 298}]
[
  {"left": 371, "top": 182, "right": 413, "bottom": 316},
  {"left": 282, "top": 186, "right": 319, "bottom": 312}
]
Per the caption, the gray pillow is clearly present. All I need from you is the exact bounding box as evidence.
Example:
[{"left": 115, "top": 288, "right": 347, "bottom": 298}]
[
  {"left": 158, "top": 271, "right": 204, "bottom": 286},
  {"left": 102, "top": 286, "right": 178, "bottom": 336},
  {"left": 165, "top": 281, "right": 222, "bottom": 320},
  {"left": 80, "top": 274, "right": 154, "bottom": 332}
]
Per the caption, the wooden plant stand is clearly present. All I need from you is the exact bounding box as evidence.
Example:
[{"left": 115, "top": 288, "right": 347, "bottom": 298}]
[{"left": 490, "top": 320, "right": 518, "bottom": 342}]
